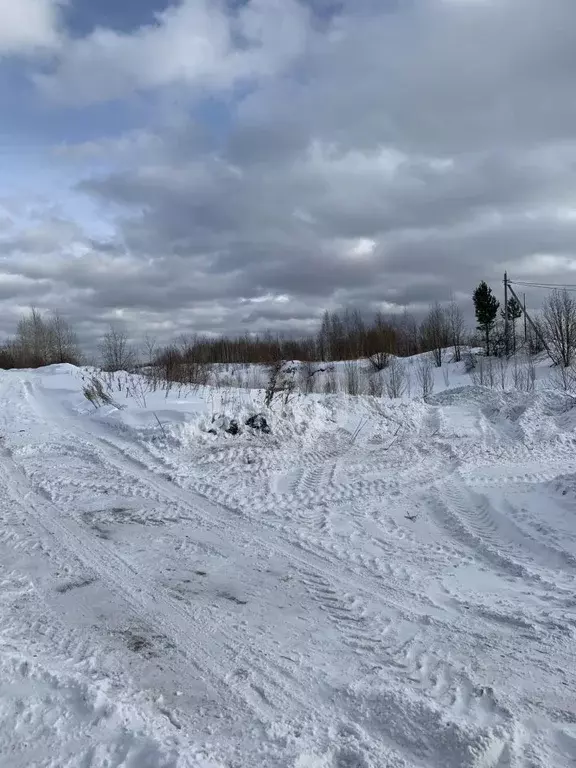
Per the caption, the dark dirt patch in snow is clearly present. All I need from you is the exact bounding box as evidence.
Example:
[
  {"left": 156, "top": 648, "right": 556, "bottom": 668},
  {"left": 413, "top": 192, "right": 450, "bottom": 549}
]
[
  {"left": 55, "top": 576, "right": 96, "bottom": 594},
  {"left": 117, "top": 627, "right": 176, "bottom": 658},
  {"left": 218, "top": 591, "right": 248, "bottom": 605}
]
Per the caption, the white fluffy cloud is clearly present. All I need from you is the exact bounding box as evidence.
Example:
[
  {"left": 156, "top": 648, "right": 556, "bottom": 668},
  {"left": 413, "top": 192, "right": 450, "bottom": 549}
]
[
  {"left": 0, "top": 0, "right": 62, "bottom": 55},
  {"left": 36, "top": 0, "right": 311, "bottom": 103}
]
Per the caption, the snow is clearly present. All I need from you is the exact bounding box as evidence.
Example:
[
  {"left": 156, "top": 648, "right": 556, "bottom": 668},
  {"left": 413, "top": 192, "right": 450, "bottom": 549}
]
[{"left": 0, "top": 358, "right": 575, "bottom": 767}]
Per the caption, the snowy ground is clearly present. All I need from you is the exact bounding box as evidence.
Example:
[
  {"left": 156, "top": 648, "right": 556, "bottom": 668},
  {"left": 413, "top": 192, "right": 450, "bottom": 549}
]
[{"left": 0, "top": 361, "right": 576, "bottom": 767}]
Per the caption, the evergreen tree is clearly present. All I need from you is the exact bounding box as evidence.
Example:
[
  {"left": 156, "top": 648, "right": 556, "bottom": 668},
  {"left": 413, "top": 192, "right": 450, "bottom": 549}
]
[
  {"left": 473, "top": 281, "right": 500, "bottom": 356},
  {"left": 502, "top": 296, "right": 522, "bottom": 353}
]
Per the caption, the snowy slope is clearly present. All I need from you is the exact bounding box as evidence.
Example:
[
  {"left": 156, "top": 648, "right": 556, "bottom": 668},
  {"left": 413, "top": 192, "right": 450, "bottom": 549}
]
[{"left": 0, "top": 365, "right": 575, "bottom": 767}]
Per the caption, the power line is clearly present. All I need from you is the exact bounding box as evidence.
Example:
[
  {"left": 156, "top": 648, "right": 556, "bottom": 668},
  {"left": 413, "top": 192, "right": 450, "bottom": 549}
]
[{"left": 508, "top": 280, "right": 576, "bottom": 292}]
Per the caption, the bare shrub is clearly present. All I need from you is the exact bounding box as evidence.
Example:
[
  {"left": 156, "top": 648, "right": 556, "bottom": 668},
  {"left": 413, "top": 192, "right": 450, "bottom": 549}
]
[
  {"left": 486, "top": 356, "right": 495, "bottom": 388},
  {"left": 82, "top": 375, "right": 115, "bottom": 408},
  {"left": 470, "top": 355, "right": 486, "bottom": 386},
  {"left": 541, "top": 289, "right": 576, "bottom": 367},
  {"left": 125, "top": 375, "right": 152, "bottom": 408},
  {"left": 470, "top": 355, "right": 495, "bottom": 388},
  {"left": 512, "top": 355, "right": 526, "bottom": 391},
  {"left": 386, "top": 358, "right": 407, "bottom": 398},
  {"left": 368, "top": 373, "right": 384, "bottom": 397},
  {"left": 420, "top": 303, "right": 450, "bottom": 367},
  {"left": 464, "top": 351, "right": 477, "bottom": 374},
  {"left": 323, "top": 368, "right": 338, "bottom": 394},
  {"left": 552, "top": 364, "right": 576, "bottom": 394},
  {"left": 511, "top": 354, "right": 536, "bottom": 393},
  {"left": 154, "top": 342, "right": 211, "bottom": 390},
  {"left": 367, "top": 351, "right": 390, "bottom": 372},
  {"left": 264, "top": 360, "right": 283, "bottom": 407},
  {"left": 447, "top": 299, "right": 465, "bottom": 363},
  {"left": 498, "top": 356, "right": 509, "bottom": 390},
  {"left": 265, "top": 360, "right": 298, "bottom": 407},
  {"left": 300, "top": 362, "right": 331, "bottom": 395},
  {"left": 100, "top": 325, "right": 137, "bottom": 372},
  {"left": 527, "top": 318, "right": 546, "bottom": 356},
  {"left": 344, "top": 361, "right": 360, "bottom": 396},
  {"left": 416, "top": 356, "right": 434, "bottom": 399},
  {"left": 526, "top": 355, "right": 536, "bottom": 391},
  {"left": 143, "top": 334, "right": 157, "bottom": 367}
]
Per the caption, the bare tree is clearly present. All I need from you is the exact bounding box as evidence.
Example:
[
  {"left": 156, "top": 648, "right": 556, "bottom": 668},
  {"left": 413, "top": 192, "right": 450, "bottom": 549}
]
[
  {"left": 397, "top": 310, "right": 419, "bottom": 357},
  {"left": 511, "top": 353, "right": 536, "bottom": 392},
  {"left": 300, "top": 361, "right": 331, "bottom": 394},
  {"left": 385, "top": 358, "right": 407, "bottom": 398},
  {"left": 486, "top": 356, "right": 495, "bottom": 388},
  {"left": 367, "top": 372, "right": 384, "bottom": 397},
  {"left": 541, "top": 289, "right": 576, "bottom": 367},
  {"left": 512, "top": 355, "right": 525, "bottom": 391},
  {"left": 416, "top": 355, "right": 434, "bottom": 399},
  {"left": 447, "top": 299, "right": 465, "bottom": 362},
  {"left": 498, "top": 356, "right": 508, "bottom": 391},
  {"left": 526, "top": 354, "right": 536, "bottom": 391},
  {"left": 99, "top": 325, "right": 136, "bottom": 372},
  {"left": 264, "top": 360, "right": 298, "bottom": 406},
  {"left": 470, "top": 355, "right": 485, "bottom": 386},
  {"left": 143, "top": 333, "right": 158, "bottom": 367},
  {"left": 552, "top": 364, "right": 576, "bottom": 394},
  {"left": 48, "top": 312, "right": 81, "bottom": 364},
  {"left": 323, "top": 368, "right": 338, "bottom": 394},
  {"left": 420, "top": 303, "right": 450, "bottom": 367},
  {"left": 344, "top": 361, "right": 360, "bottom": 395},
  {"left": 16, "top": 308, "right": 51, "bottom": 367},
  {"left": 527, "top": 317, "right": 546, "bottom": 356}
]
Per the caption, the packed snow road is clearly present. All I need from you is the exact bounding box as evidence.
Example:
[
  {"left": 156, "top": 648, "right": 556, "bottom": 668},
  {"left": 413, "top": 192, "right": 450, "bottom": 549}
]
[{"left": 0, "top": 365, "right": 575, "bottom": 767}]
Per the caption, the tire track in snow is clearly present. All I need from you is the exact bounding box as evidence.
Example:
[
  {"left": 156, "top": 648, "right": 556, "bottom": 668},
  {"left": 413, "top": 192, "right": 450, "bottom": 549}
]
[
  {"left": 5, "top": 372, "right": 535, "bottom": 764},
  {"left": 9, "top": 376, "right": 457, "bottom": 727},
  {"left": 12, "top": 376, "right": 528, "bottom": 745},
  {"left": 22, "top": 378, "right": 430, "bottom": 615},
  {"left": 272, "top": 426, "right": 350, "bottom": 499},
  {"left": 70, "top": 425, "right": 429, "bottom": 614},
  {"left": 448, "top": 471, "right": 576, "bottom": 573},
  {"left": 298, "top": 567, "right": 509, "bottom": 729},
  {"left": 0, "top": 447, "right": 311, "bottom": 728},
  {"left": 430, "top": 477, "right": 576, "bottom": 594}
]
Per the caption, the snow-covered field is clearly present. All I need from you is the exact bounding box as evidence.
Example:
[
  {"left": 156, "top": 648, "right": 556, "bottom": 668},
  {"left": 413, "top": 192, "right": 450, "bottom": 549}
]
[{"left": 1, "top": 360, "right": 576, "bottom": 767}]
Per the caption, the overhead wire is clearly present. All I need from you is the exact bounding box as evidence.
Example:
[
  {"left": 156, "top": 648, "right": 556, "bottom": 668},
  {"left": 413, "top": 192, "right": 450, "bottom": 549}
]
[{"left": 508, "top": 279, "right": 576, "bottom": 292}]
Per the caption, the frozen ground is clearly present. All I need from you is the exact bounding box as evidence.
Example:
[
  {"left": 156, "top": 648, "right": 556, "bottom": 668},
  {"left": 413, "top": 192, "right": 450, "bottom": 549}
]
[{"left": 0, "top": 360, "right": 575, "bottom": 767}]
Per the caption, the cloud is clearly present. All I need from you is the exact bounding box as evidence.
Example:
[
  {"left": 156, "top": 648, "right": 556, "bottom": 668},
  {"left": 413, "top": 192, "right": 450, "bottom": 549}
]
[
  {"left": 1, "top": 0, "right": 576, "bottom": 347},
  {"left": 36, "top": 0, "right": 311, "bottom": 103},
  {"left": 0, "top": 0, "right": 62, "bottom": 56}
]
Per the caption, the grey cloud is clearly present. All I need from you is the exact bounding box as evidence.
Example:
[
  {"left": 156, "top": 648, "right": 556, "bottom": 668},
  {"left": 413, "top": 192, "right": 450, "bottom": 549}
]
[{"left": 2, "top": 0, "right": 576, "bottom": 345}]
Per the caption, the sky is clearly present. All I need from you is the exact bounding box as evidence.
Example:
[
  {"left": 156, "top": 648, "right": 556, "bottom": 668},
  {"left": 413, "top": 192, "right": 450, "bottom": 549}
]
[{"left": 1, "top": 0, "right": 576, "bottom": 349}]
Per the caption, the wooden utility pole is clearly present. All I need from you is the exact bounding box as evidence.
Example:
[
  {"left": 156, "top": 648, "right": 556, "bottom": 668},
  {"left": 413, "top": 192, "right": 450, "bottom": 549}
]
[
  {"left": 523, "top": 293, "right": 527, "bottom": 344},
  {"left": 504, "top": 272, "right": 509, "bottom": 356}
]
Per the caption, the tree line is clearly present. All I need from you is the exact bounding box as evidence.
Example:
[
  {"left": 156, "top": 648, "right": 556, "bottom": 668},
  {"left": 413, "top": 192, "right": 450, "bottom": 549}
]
[
  {"left": 0, "top": 309, "right": 81, "bottom": 369},
  {"left": 1, "top": 283, "right": 575, "bottom": 373}
]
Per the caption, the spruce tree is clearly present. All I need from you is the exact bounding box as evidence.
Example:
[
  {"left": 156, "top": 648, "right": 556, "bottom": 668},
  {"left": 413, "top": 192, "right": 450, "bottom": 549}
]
[
  {"left": 473, "top": 281, "right": 500, "bottom": 356},
  {"left": 503, "top": 296, "right": 522, "bottom": 354}
]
